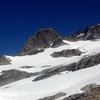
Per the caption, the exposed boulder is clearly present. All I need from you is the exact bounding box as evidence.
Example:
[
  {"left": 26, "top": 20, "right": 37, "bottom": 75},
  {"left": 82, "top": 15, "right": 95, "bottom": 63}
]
[
  {"left": 19, "top": 28, "right": 66, "bottom": 56},
  {"left": 51, "top": 49, "right": 82, "bottom": 58},
  {"left": 0, "top": 56, "right": 11, "bottom": 65}
]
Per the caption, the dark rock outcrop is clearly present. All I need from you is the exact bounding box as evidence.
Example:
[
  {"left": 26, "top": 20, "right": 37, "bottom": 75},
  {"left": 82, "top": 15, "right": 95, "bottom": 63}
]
[
  {"left": 39, "top": 92, "right": 66, "bottom": 100},
  {"left": 19, "top": 66, "right": 35, "bottom": 69},
  {"left": 0, "top": 56, "right": 11, "bottom": 65},
  {"left": 51, "top": 49, "right": 82, "bottom": 58},
  {"left": 51, "top": 38, "right": 67, "bottom": 48},
  {"left": 63, "top": 84, "right": 100, "bottom": 100},
  {"left": 38, "top": 84, "right": 100, "bottom": 100},
  {"left": 33, "top": 53, "right": 100, "bottom": 81},
  {"left": 66, "top": 53, "right": 100, "bottom": 71},
  {"left": 81, "top": 84, "right": 98, "bottom": 91},
  {"left": 67, "top": 24, "right": 100, "bottom": 41},
  {"left": 0, "top": 69, "right": 33, "bottom": 86},
  {"left": 19, "top": 28, "right": 66, "bottom": 56}
]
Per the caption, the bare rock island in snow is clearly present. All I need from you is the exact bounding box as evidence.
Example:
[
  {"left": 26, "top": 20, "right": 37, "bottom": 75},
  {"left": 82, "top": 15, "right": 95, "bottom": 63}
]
[{"left": 0, "top": 56, "right": 11, "bottom": 65}]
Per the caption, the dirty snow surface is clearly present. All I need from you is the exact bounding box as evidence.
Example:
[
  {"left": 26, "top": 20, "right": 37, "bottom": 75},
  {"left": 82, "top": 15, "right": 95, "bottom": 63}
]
[{"left": 0, "top": 40, "right": 100, "bottom": 100}]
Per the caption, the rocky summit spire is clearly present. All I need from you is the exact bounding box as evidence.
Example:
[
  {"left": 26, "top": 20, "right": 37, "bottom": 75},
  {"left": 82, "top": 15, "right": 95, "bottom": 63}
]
[
  {"left": 18, "top": 28, "right": 66, "bottom": 56},
  {"left": 67, "top": 24, "right": 100, "bottom": 41}
]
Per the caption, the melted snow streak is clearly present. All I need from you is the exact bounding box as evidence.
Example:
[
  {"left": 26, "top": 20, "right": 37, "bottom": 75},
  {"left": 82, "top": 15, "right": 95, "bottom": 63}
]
[{"left": 0, "top": 40, "right": 100, "bottom": 100}]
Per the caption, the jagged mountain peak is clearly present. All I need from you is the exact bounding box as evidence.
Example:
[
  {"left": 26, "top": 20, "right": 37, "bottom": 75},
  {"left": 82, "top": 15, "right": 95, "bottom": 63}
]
[
  {"left": 18, "top": 28, "right": 66, "bottom": 56},
  {"left": 36, "top": 28, "right": 54, "bottom": 33},
  {"left": 67, "top": 23, "right": 100, "bottom": 41},
  {"left": 35, "top": 28, "right": 60, "bottom": 39},
  {"left": 90, "top": 23, "right": 100, "bottom": 28}
]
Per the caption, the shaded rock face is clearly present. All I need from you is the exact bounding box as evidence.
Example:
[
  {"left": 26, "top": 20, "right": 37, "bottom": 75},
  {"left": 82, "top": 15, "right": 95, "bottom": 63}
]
[
  {"left": 51, "top": 38, "right": 67, "bottom": 48},
  {"left": 67, "top": 24, "right": 100, "bottom": 41},
  {"left": 19, "top": 28, "right": 66, "bottom": 56},
  {"left": 33, "top": 53, "right": 100, "bottom": 81},
  {"left": 0, "top": 69, "right": 33, "bottom": 86},
  {"left": 39, "top": 92, "right": 66, "bottom": 100},
  {"left": 51, "top": 49, "right": 82, "bottom": 58},
  {"left": 0, "top": 56, "right": 11, "bottom": 65},
  {"left": 66, "top": 53, "right": 100, "bottom": 71},
  {"left": 63, "top": 84, "right": 100, "bottom": 100},
  {"left": 81, "top": 84, "right": 99, "bottom": 91},
  {"left": 28, "top": 49, "right": 44, "bottom": 55}
]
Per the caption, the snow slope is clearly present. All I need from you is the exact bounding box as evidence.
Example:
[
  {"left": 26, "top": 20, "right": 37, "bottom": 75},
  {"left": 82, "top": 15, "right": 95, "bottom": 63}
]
[{"left": 0, "top": 40, "right": 100, "bottom": 100}]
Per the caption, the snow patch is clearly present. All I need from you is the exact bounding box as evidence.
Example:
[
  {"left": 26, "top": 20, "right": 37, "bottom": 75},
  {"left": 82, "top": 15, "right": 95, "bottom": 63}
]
[{"left": 77, "top": 33, "right": 84, "bottom": 37}]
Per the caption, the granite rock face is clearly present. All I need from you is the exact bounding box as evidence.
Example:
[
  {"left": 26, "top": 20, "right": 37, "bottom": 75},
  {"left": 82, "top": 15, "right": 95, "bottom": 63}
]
[
  {"left": 19, "top": 28, "right": 66, "bottom": 56},
  {"left": 0, "top": 56, "right": 11, "bottom": 65},
  {"left": 67, "top": 24, "right": 100, "bottom": 41}
]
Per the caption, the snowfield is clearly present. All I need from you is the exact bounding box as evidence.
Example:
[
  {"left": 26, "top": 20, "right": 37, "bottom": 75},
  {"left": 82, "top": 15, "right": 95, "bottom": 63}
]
[{"left": 0, "top": 40, "right": 100, "bottom": 100}]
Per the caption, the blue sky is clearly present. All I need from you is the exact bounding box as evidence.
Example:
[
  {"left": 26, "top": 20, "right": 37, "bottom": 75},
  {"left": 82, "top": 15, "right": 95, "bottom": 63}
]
[{"left": 0, "top": 0, "right": 100, "bottom": 55}]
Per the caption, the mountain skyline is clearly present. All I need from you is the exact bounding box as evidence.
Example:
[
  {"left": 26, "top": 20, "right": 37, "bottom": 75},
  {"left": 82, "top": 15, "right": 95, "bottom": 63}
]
[{"left": 0, "top": 0, "right": 100, "bottom": 55}]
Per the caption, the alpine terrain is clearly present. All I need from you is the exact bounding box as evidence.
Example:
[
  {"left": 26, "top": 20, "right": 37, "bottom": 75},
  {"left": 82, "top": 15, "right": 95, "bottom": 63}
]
[{"left": 0, "top": 24, "right": 100, "bottom": 100}]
